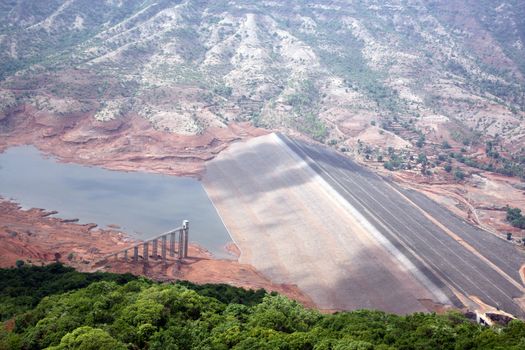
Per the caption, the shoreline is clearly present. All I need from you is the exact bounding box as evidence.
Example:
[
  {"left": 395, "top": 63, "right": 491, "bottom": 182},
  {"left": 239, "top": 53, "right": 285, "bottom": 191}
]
[
  {"left": 0, "top": 199, "right": 315, "bottom": 308},
  {"left": 0, "top": 106, "right": 268, "bottom": 178}
]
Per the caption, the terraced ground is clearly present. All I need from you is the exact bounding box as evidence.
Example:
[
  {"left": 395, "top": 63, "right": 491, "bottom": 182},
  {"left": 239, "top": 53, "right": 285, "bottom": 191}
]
[{"left": 203, "top": 133, "right": 525, "bottom": 317}]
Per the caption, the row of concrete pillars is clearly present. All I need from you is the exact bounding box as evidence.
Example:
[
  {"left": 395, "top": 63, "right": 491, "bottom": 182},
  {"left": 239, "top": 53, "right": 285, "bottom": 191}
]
[{"left": 112, "top": 220, "right": 189, "bottom": 264}]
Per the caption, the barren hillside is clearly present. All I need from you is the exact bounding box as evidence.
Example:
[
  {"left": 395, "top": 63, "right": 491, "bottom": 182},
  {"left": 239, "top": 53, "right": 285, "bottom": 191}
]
[
  {"left": 1, "top": 0, "right": 523, "bottom": 140},
  {"left": 1, "top": 0, "right": 524, "bottom": 230}
]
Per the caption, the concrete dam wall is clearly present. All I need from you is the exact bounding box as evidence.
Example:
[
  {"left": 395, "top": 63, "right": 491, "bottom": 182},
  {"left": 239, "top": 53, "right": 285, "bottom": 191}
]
[{"left": 203, "top": 133, "right": 525, "bottom": 316}]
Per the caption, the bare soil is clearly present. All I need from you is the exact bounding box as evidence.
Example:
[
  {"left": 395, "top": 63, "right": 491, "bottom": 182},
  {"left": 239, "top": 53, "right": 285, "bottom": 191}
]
[
  {"left": 387, "top": 170, "right": 525, "bottom": 241},
  {"left": 0, "top": 105, "right": 267, "bottom": 178},
  {"left": 0, "top": 199, "right": 314, "bottom": 307},
  {"left": 0, "top": 200, "right": 131, "bottom": 269}
]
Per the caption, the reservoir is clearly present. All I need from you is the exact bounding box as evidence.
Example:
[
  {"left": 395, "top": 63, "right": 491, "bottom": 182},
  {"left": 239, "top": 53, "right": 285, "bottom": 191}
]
[{"left": 0, "top": 146, "right": 233, "bottom": 259}]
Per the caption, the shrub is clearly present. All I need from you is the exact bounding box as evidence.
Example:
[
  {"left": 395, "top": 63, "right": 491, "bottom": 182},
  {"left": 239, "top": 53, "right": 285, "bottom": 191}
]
[
  {"left": 506, "top": 206, "right": 525, "bottom": 229},
  {"left": 454, "top": 169, "right": 465, "bottom": 180}
]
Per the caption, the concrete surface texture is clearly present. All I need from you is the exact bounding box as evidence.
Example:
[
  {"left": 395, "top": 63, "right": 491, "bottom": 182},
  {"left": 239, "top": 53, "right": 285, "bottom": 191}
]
[
  {"left": 280, "top": 134, "right": 525, "bottom": 317},
  {"left": 204, "top": 133, "right": 442, "bottom": 314},
  {"left": 203, "top": 133, "right": 525, "bottom": 316}
]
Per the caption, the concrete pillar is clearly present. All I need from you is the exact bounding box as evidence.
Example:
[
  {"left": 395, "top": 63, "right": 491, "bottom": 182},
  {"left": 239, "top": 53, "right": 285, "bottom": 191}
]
[
  {"left": 170, "top": 231, "right": 176, "bottom": 257},
  {"left": 183, "top": 220, "right": 189, "bottom": 258},
  {"left": 183, "top": 230, "right": 188, "bottom": 258},
  {"left": 161, "top": 235, "right": 167, "bottom": 263},
  {"left": 133, "top": 246, "right": 139, "bottom": 263},
  {"left": 152, "top": 239, "right": 158, "bottom": 260},
  {"left": 178, "top": 228, "right": 184, "bottom": 259},
  {"left": 124, "top": 250, "right": 128, "bottom": 262},
  {"left": 143, "top": 242, "right": 149, "bottom": 262}
]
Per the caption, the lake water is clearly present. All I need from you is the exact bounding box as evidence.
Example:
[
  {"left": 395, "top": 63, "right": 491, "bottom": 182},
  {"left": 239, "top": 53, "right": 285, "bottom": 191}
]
[{"left": 0, "top": 146, "right": 233, "bottom": 259}]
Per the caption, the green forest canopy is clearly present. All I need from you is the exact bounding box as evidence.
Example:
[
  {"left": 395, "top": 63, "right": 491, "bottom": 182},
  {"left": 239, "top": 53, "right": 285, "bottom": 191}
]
[{"left": 1, "top": 264, "right": 524, "bottom": 350}]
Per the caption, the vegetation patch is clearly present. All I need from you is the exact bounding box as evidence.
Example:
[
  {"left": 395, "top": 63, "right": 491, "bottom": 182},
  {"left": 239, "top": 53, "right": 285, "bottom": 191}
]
[
  {"left": 1, "top": 265, "right": 525, "bottom": 349},
  {"left": 286, "top": 79, "right": 327, "bottom": 141},
  {"left": 506, "top": 206, "right": 525, "bottom": 229}
]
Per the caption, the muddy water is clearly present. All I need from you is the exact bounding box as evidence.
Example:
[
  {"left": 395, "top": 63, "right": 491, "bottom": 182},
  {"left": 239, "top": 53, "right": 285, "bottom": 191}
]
[{"left": 0, "top": 146, "right": 232, "bottom": 258}]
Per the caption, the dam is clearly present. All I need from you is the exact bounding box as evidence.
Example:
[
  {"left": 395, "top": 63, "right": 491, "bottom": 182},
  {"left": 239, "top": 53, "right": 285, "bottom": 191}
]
[{"left": 203, "top": 133, "right": 525, "bottom": 316}]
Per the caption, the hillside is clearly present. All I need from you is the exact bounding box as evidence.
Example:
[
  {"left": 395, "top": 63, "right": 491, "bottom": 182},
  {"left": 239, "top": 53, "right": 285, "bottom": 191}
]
[
  {"left": 1, "top": 0, "right": 524, "bottom": 149},
  {"left": 1, "top": 265, "right": 525, "bottom": 349}
]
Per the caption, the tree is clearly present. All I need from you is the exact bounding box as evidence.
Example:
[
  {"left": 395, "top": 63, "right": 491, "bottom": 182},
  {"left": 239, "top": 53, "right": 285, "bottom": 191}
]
[
  {"left": 334, "top": 339, "right": 374, "bottom": 350},
  {"left": 444, "top": 164, "right": 452, "bottom": 173},
  {"left": 417, "top": 153, "right": 428, "bottom": 164},
  {"left": 15, "top": 260, "right": 25, "bottom": 269},
  {"left": 47, "top": 326, "right": 126, "bottom": 350},
  {"left": 383, "top": 162, "right": 394, "bottom": 171},
  {"left": 506, "top": 207, "right": 522, "bottom": 222},
  {"left": 416, "top": 134, "right": 425, "bottom": 148},
  {"left": 3, "top": 265, "right": 525, "bottom": 350},
  {"left": 248, "top": 295, "right": 320, "bottom": 333},
  {"left": 454, "top": 169, "right": 465, "bottom": 180},
  {"left": 506, "top": 206, "right": 525, "bottom": 229}
]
